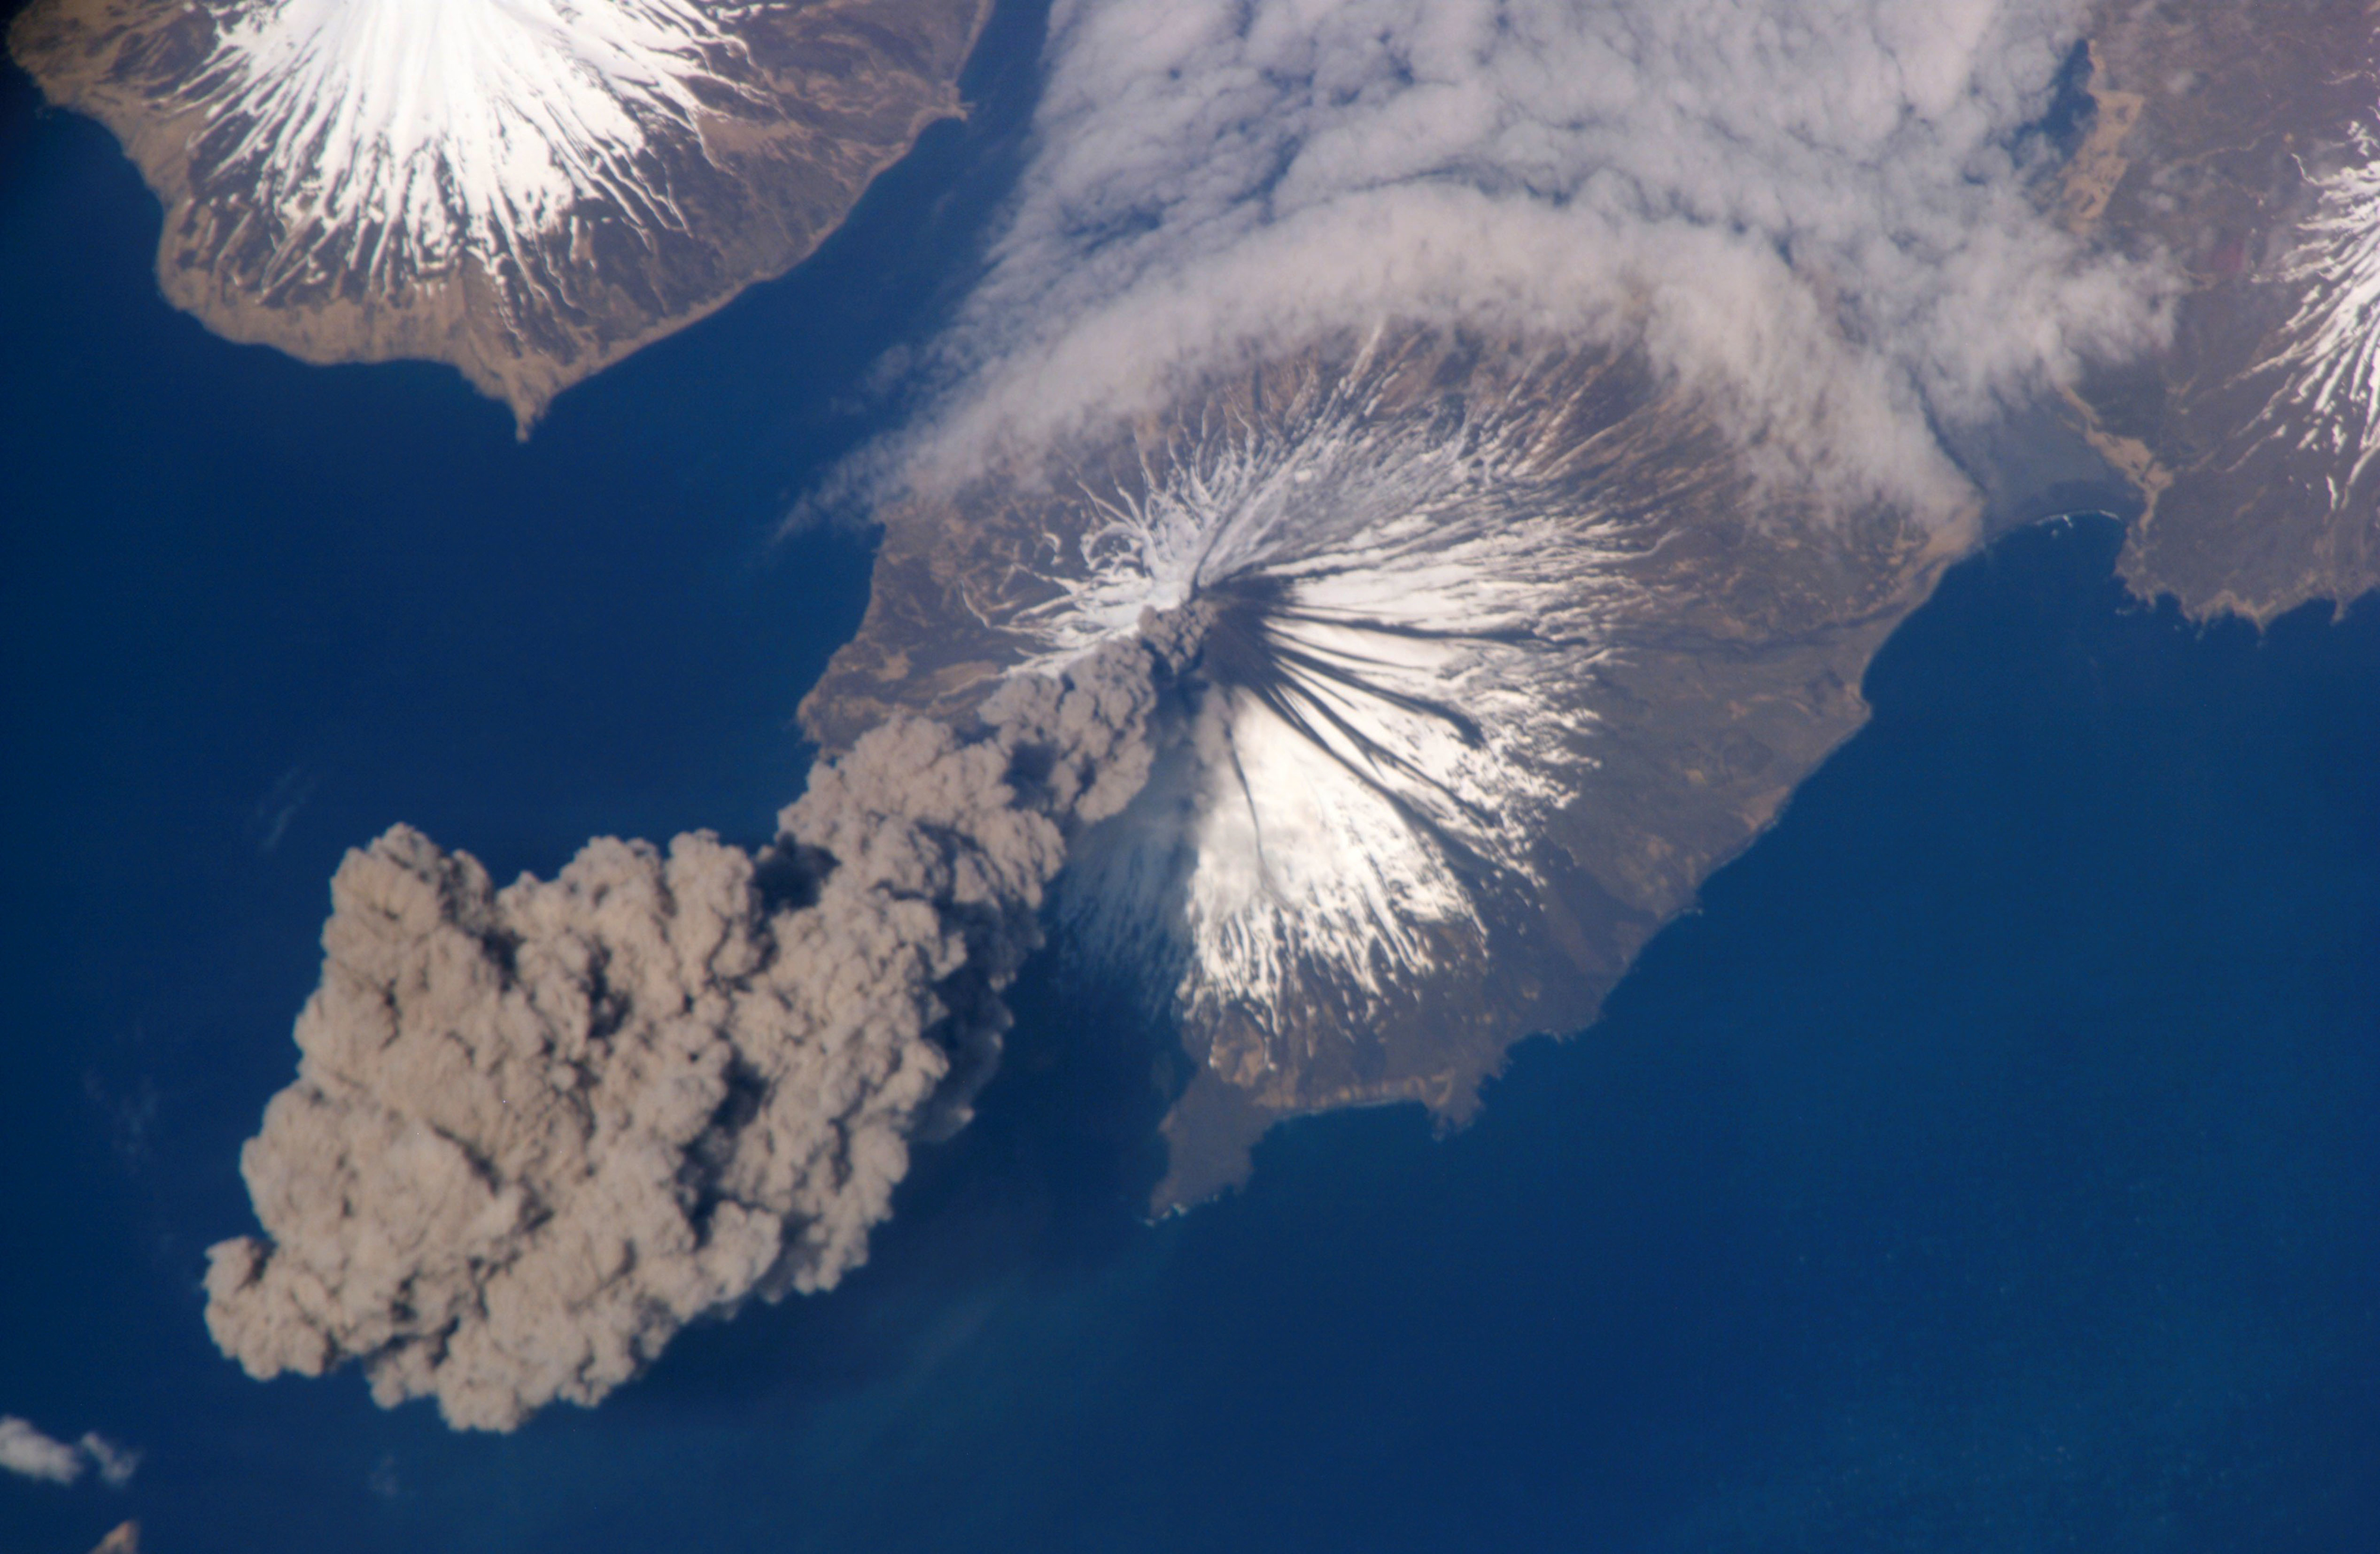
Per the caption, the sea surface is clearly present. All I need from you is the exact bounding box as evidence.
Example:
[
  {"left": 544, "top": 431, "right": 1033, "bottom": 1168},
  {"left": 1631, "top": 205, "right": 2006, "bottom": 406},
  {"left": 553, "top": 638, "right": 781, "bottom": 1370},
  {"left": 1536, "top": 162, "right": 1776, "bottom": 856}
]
[{"left": 4, "top": 9, "right": 2376, "bottom": 1552}]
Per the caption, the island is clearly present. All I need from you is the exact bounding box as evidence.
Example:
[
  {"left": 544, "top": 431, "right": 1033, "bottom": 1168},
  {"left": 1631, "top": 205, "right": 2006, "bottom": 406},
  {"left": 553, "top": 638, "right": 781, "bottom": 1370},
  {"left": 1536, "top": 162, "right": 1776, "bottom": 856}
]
[{"left": 8, "top": 0, "right": 993, "bottom": 431}]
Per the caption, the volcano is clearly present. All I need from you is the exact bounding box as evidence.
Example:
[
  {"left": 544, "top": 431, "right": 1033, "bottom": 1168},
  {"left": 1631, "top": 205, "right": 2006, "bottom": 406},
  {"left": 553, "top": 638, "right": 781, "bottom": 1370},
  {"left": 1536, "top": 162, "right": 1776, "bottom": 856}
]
[
  {"left": 803, "top": 329, "right": 1973, "bottom": 1204},
  {"left": 8, "top": 0, "right": 990, "bottom": 427}
]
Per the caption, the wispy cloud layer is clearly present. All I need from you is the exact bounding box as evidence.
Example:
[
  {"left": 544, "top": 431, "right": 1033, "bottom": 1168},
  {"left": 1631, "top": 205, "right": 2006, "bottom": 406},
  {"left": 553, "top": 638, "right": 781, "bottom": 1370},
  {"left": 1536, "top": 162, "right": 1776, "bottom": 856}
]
[{"left": 891, "top": 0, "right": 2169, "bottom": 517}]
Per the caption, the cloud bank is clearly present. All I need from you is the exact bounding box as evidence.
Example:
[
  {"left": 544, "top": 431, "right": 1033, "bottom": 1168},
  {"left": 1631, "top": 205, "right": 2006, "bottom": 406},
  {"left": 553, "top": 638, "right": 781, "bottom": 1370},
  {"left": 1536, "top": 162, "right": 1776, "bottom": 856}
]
[
  {"left": 885, "top": 0, "right": 2168, "bottom": 518},
  {"left": 206, "top": 643, "right": 1170, "bottom": 1430},
  {"left": 0, "top": 1418, "right": 138, "bottom": 1487}
]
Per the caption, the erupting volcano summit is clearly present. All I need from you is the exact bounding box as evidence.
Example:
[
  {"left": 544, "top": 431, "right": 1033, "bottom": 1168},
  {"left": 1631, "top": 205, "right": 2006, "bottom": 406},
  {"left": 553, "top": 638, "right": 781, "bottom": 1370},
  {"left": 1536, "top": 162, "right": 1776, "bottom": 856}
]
[
  {"left": 8, "top": 0, "right": 991, "bottom": 427},
  {"left": 803, "top": 332, "right": 1971, "bottom": 1204}
]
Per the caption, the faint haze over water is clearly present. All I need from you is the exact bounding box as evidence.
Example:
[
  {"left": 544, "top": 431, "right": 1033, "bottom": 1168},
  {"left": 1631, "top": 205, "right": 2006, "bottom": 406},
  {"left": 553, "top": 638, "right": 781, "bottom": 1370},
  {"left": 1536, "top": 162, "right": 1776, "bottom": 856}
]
[{"left": 3, "top": 6, "right": 2377, "bottom": 1551}]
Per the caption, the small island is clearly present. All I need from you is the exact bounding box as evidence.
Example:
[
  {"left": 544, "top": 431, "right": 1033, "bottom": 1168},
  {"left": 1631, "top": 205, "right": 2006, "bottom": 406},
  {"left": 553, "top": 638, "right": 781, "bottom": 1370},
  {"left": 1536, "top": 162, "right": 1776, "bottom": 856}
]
[{"left": 9, "top": 0, "right": 992, "bottom": 431}]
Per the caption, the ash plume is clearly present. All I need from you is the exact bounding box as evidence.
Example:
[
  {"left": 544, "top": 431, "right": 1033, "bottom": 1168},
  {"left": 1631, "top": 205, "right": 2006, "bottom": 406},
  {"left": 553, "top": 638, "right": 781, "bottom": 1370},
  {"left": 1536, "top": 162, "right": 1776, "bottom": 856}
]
[{"left": 204, "top": 641, "right": 1171, "bottom": 1431}]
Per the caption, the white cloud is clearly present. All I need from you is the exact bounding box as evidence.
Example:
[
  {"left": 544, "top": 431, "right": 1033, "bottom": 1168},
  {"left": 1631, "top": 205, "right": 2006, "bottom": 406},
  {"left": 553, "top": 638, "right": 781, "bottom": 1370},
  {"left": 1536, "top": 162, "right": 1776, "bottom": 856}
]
[
  {"left": 77, "top": 1433, "right": 140, "bottom": 1489},
  {"left": 0, "top": 1417, "right": 80, "bottom": 1485},
  {"left": 0, "top": 1417, "right": 137, "bottom": 1487}
]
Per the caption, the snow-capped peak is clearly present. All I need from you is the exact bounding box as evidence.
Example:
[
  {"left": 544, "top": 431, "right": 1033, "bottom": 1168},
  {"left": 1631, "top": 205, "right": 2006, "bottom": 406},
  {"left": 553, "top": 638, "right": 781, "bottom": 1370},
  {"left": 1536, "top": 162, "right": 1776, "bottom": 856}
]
[
  {"left": 1029, "top": 344, "right": 1648, "bottom": 1061},
  {"left": 187, "top": 0, "right": 750, "bottom": 289}
]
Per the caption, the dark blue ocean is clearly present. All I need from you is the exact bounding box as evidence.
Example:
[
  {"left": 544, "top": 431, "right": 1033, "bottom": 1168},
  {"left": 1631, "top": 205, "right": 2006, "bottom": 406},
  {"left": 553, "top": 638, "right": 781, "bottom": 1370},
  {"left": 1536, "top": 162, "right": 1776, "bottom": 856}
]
[{"left": 4, "top": 9, "right": 2376, "bottom": 1551}]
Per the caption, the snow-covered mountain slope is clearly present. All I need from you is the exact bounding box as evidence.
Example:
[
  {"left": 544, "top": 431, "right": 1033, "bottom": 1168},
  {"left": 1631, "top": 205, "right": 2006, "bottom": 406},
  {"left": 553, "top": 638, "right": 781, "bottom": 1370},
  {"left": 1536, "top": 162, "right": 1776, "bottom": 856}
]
[
  {"left": 2263, "top": 121, "right": 2380, "bottom": 500},
  {"left": 1032, "top": 351, "right": 1639, "bottom": 1073},
  {"left": 9, "top": 0, "right": 991, "bottom": 427},
  {"left": 183, "top": 0, "right": 760, "bottom": 290}
]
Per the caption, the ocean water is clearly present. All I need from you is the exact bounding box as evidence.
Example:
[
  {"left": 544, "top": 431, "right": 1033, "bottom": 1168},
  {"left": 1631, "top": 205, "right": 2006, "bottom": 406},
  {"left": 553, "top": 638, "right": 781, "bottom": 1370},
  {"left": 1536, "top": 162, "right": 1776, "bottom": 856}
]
[{"left": 4, "top": 8, "right": 2377, "bottom": 1551}]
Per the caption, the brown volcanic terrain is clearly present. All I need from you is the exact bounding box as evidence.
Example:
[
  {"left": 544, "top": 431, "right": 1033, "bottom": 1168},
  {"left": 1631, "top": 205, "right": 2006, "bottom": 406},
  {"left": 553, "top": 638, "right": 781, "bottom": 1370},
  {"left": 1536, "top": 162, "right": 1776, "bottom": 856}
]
[
  {"left": 2066, "top": 0, "right": 2380, "bottom": 621},
  {"left": 8, "top": 0, "right": 991, "bottom": 431}
]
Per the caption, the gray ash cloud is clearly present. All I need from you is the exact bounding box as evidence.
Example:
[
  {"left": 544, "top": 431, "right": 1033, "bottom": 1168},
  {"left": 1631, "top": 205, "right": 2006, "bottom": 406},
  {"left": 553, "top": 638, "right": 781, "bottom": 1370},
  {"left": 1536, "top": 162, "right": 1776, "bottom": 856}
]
[{"left": 203, "top": 641, "right": 1176, "bottom": 1431}]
